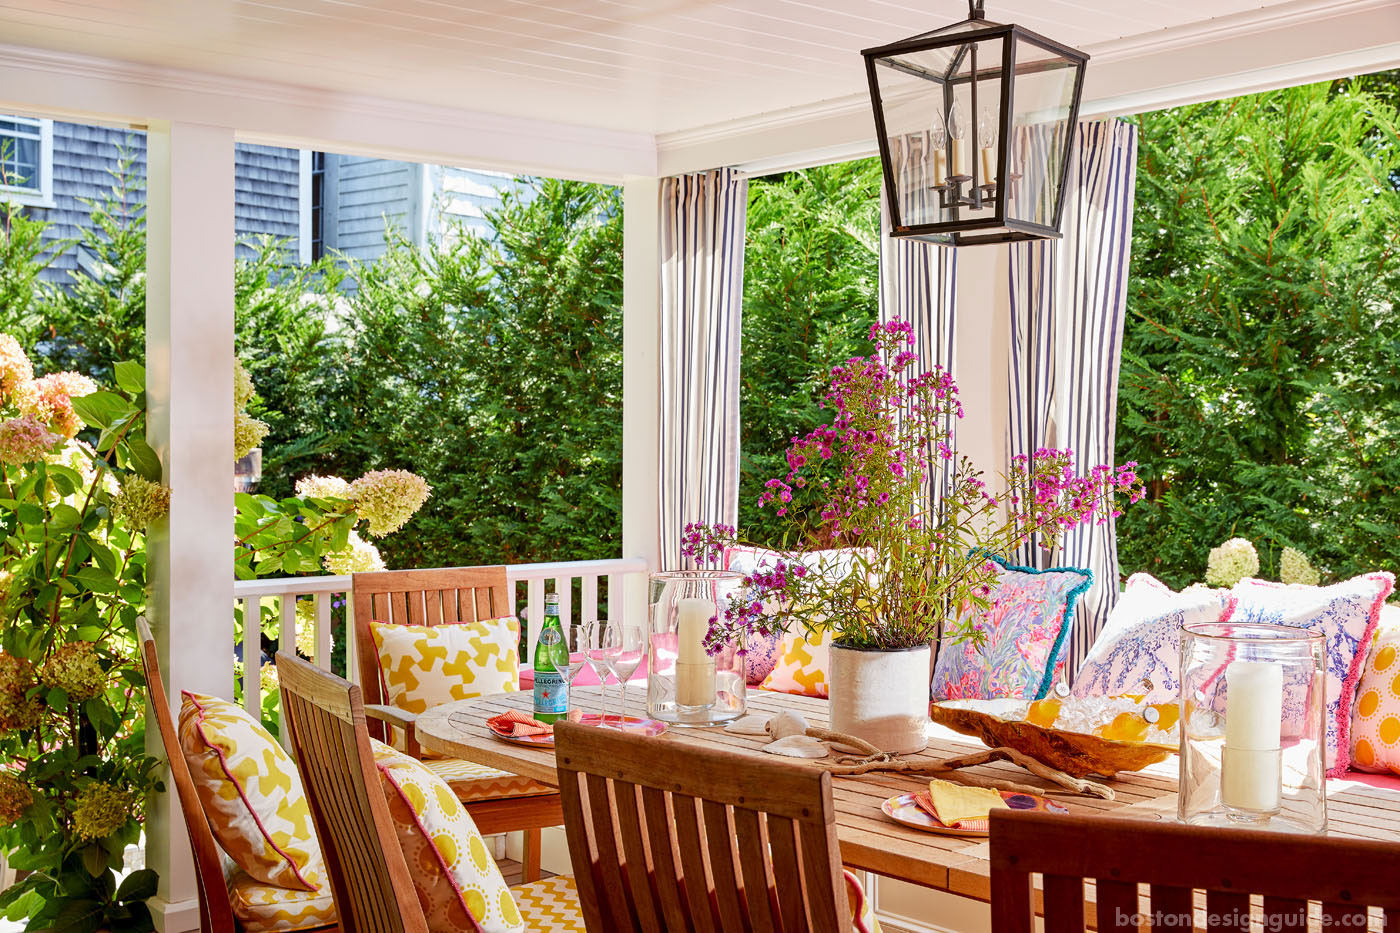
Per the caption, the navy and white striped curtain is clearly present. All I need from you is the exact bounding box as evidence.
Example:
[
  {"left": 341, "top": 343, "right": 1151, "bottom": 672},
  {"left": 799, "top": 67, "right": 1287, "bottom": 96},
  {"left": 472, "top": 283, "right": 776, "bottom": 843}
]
[
  {"left": 878, "top": 185, "right": 958, "bottom": 517},
  {"left": 1007, "top": 119, "right": 1139, "bottom": 679},
  {"left": 659, "top": 168, "right": 748, "bottom": 570}
]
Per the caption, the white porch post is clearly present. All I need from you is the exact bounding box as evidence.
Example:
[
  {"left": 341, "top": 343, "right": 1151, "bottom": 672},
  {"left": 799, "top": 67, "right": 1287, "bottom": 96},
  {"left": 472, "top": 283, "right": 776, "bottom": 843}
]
[
  {"left": 144, "top": 121, "right": 235, "bottom": 933},
  {"left": 620, "top": 176, "right": 662, "bottom": 624}
]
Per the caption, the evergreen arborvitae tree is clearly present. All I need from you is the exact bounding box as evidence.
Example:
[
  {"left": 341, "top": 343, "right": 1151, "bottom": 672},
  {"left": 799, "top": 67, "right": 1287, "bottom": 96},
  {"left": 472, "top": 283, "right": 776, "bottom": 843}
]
[
  {"left": 739, "top": 159, "right": 882, "bottom": 546},
  {"left": 1116, "top": 75, "right": 1400, "bottom": 586}
]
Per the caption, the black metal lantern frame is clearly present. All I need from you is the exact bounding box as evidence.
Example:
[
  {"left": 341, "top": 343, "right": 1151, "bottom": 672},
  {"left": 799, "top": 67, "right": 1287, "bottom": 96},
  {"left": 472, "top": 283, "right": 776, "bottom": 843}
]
[{"left": 863, "top": 1, "right": 1088, "bottom": 246}]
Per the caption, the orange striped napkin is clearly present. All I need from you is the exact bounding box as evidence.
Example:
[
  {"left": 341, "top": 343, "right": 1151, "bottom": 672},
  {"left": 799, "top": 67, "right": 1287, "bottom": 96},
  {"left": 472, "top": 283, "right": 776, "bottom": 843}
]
[{"left": 487, "top": 709, "right": 581, "bottom": 737}]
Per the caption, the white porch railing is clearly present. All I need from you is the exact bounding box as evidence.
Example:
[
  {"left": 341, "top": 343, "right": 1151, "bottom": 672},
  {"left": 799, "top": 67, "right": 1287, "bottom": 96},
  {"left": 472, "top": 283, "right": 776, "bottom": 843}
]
[{"left": 231, "top": 558, "right": 649, "bottom": 737}]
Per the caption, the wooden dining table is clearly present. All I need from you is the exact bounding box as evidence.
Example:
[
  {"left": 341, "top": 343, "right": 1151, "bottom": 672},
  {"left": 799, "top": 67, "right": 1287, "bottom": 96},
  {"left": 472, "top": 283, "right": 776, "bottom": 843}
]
[{"left": 416, "top": 685, "right": 1400, "bottom": 902}]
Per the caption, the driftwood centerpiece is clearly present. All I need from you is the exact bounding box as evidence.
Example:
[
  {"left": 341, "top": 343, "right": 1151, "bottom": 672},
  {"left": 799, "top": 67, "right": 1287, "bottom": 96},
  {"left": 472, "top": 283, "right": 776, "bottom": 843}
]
[{"left": 930, "top": 698, "right": 1175, "bottom": 778}]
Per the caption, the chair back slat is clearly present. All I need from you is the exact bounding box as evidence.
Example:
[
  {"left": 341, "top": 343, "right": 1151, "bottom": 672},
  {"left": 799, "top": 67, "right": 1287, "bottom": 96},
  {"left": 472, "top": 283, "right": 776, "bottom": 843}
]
[
  {"left": 351, "top": 566, "right": 510, "bottom": 732},
  {"left": 638, "top": 785, "right": 692, "bottom": 931},
  {"left": 990, "top": 810, "right": 1400, "bottom": 933},
  {"left": 554, "top": 720, "right": 847, "bottom": 933},
  {"left": 613, "top": 782, "right": 664, "bottom": 929},
  {"left": 1094, "top": 879, "right": 1139, "bottom": 933},
  {"left": 277, "top": 651, "right": 429, "bottom": 933},
  {"left": 136, "top": 618, "right": 236, "bottom": 933}
]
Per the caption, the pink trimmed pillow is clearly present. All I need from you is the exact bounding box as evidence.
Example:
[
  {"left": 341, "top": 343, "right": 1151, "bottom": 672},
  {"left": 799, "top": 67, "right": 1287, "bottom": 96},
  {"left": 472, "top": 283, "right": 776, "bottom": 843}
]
[
  {"left": 1229, "top": 573, "right": 1395, "bottom": 776},
  {"left": 1073, "top": 574, "right": 1234, "bottom": 702},
  {"left": 1352, "top": 605, "right": 1400, "bottom": 775}
]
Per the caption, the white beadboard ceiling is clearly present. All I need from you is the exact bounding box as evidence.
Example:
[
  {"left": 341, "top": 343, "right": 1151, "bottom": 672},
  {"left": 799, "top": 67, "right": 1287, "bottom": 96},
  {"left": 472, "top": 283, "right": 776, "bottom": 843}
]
[{"left": 0, "top": 0, "right": 1389, "bottom": 138}]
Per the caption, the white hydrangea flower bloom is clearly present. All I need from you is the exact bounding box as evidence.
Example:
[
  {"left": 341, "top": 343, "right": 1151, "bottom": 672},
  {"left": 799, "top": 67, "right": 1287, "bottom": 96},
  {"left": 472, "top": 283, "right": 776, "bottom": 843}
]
[
  {"left": 1279, "top": 546, "right": 1321, "bottom": 586},
  {"left": 1205, "top": 537, "right": 1259, "bottom": 588}
]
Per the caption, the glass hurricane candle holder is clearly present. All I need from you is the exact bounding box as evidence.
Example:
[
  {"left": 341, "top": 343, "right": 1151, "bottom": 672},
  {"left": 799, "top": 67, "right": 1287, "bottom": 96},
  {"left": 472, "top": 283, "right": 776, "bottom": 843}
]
[
  {"left": 1178, "top": 622, "right": 1327, "bottom": 834},
  {"left": 646, "top": 571, "right": 747, "bottom": 727}
]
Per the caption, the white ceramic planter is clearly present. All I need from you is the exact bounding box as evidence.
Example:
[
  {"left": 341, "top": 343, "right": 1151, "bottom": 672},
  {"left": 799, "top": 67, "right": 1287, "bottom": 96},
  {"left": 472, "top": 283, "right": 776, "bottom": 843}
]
[{"left": 828, "top": 642, "right": 931, "bottom": 754}]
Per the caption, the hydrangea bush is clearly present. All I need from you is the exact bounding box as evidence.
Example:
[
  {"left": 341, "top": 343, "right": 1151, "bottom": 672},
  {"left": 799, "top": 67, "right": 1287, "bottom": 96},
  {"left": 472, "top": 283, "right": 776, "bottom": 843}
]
[
  {"left": 686, "top": 319, "right": 1145, "bottom": 652},
  {"left": 0, "top": 337, "right": 168, "bottom": 930}
]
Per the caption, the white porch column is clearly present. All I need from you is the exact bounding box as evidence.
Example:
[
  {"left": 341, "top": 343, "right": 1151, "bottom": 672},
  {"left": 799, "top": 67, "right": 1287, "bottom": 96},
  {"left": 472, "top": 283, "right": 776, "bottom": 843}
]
[
  {"left": 144, "top": 121, "right": 235, "bottom": 933},
  {"left": 620, "top": 176, "right": 662, "bottom": 624}
]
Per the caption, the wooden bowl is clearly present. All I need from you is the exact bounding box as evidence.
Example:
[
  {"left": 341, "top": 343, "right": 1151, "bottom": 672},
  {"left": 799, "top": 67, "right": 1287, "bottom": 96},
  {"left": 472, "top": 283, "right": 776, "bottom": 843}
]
[{"left": 929, "top": 698, "right": 1176, "bottom": 778}]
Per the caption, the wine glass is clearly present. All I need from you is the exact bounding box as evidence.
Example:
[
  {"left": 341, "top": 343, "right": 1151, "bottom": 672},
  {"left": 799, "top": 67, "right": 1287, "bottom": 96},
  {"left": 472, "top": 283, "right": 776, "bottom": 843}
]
[
  {"left": 606, "top": 623, "right": 644, "bottom": 728},
  {"left": 549, "top": 624, "right": 590, "bottom": 715},
  {"left": 583, "top": 623, "right": 615, "bottom": 722}
]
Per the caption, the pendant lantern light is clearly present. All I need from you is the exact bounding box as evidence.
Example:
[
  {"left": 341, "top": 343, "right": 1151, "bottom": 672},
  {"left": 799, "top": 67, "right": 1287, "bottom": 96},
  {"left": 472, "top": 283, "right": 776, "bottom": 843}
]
[{"left": 863, "top": 0, "right": 1088, "bottom": 245}]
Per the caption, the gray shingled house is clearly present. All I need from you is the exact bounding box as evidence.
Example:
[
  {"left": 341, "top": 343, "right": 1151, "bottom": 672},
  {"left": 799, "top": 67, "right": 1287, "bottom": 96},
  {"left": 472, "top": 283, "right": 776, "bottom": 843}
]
[{"left": 1, "top": 116, "right": 514, "bottom": 286}]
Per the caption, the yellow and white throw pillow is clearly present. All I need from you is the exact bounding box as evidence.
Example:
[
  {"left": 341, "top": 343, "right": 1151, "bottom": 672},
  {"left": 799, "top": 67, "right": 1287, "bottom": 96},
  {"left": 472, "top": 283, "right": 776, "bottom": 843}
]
[
  {"left": 1352, "top": 605, "right": 1400, "bottom": 775},
  {"left": 178, "top": 692, "right": 324, "bottom": 892},
  {"left": 370, "top": 618, "right": 520, "bottom": 715},
  {"left": 761, "top": 626, "right": 832, "bottom": 699},
  {"left": 370, "top": 740, "right": 524, "bottom": 933}
]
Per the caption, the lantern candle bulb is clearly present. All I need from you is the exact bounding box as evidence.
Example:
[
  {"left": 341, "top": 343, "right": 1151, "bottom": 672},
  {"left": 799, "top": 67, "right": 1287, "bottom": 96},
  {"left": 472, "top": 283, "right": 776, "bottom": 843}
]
[
  {"left": 675, "top": 597, "right": 716, "bottom": 707},
  {"left": 948, "top": 104, "right": 968, "bottom": 178}
]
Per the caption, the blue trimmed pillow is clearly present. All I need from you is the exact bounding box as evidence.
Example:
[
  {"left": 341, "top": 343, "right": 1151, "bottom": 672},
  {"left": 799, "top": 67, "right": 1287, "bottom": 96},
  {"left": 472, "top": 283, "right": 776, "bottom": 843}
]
[{"left": 930, "top": 556, "right": 1092, "bottom": 701}]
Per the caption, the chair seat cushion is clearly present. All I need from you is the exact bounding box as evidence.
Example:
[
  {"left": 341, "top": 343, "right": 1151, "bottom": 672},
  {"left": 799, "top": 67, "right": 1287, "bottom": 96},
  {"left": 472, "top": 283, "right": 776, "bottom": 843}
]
[
  {"left": 424, "top": 758, "right": 556, "bottom": 801},
  {"left": 227, "top": 869, "right": 337, "bottom": 932},
  {"left": 512, "top": 875, "right": 587, "bottom": 931}
]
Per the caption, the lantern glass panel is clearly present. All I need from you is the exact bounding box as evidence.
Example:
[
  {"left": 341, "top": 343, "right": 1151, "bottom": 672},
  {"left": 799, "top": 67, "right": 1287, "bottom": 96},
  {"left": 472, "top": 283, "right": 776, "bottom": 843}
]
[
  {"left": 1005, "top": 36, "right": 1081, "bottom": 227},
  {"left": 873, "top": 33, "right": 1006, "bottom": 233}
]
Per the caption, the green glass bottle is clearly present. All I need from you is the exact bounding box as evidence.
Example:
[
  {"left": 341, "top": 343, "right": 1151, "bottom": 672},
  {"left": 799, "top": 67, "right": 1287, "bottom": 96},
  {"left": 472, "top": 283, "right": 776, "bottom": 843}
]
[{"left": 532, "top": 593, "right": 568, "bottom": 723}]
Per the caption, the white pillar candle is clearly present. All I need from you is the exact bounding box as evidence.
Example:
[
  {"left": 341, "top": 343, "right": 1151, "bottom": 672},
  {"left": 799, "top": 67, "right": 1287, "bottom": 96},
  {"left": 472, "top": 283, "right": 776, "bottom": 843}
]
[
  {"left": 980, "top": 147, "right": 996, "bottom": 188},
  {"left": 1221, "top": 660, "right": 1284, "bottom": 812},
  {"left": 675, "top": 597, "right": 715, "bottom": 707},
  {"left": 951, "top": 139, "right": 967, "bottom": 178}
]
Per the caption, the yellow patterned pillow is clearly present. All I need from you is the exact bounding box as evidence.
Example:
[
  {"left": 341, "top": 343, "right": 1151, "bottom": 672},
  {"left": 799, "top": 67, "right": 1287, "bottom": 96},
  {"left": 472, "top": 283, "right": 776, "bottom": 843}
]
[
  {"left": 178, "top": 692, "right": 324, "bottom": 892},
  {"left": 760, "top": 626, "right": 832, "bottom": 699},
  {"left": 370, "top": 619, "right": 520, "bottom": 715},
  {"left": 1352, "top": 605, "right": 1400, "bottom": 775},
  {"left": 370, "top": 739, "right": 524, "bottom": 933}
]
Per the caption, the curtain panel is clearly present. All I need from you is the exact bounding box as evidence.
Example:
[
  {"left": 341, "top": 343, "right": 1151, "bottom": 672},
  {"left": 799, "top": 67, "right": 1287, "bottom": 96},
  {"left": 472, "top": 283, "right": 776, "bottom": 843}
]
[
  {"left": 658, "top": 168, "right": 748, "bottom": 570},
  {"left": 878, "top": 185, "right": 958, "bottom": 518},
  {"left": 1006, "top": 119, "right": 1139, "bottom": 680}
]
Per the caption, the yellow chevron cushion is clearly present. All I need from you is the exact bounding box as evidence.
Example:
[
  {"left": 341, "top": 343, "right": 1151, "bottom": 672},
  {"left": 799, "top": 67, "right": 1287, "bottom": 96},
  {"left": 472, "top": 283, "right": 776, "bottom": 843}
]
[
  {"left": 371, "top": 739, "right": 524, "bottom": 933},
  {"left": 227, "top": 869, "right": 337, "bottom": 932},
  {"left": 760, "top": 626, "right": 832, "bottom": 699},
  {"left": 423, "top": 758, "right": 556, "bottom": 801},
  {"left": 512, "top": 875, "right": 585, "bottom": 931},
  {"left": 178, "top": 692, "right": 324, "bottom": 892},
  {"left": 370, "top": 619, "right": 520, "bottom": 715}
]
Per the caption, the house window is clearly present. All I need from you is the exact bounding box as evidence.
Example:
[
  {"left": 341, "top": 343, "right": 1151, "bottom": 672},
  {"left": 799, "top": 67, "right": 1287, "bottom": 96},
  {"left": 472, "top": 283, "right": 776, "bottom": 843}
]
[
  {"left": 0, "top": 117, "right": 53, "bottom": 206},
  {"left": 310, "top": 151, "right": 326, "bottom": 261}
]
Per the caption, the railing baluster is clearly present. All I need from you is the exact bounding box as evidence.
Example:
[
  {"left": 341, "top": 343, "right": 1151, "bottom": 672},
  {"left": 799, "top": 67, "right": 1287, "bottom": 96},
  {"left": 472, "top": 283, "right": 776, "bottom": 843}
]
[
  {"left": 553, "top": 576, "right": 572, "bottom": 630},
  {"left": 315, "top": 592, "right": 332, "bottom": 672},
  {"left": 343, "top": 594, "right": 357, "bottom": 684},
  {"left": 278, "top": 595, "right": 296, "bottom": 744},
  {"left": 607, "top": 572, "right": 622, "bottom": 624},
  {"left": 242, "top": 595, "right": 262, "bottom": 719},
  {"left": 581, "top": 574, "right": 598, "bottom": 627},
  {"left": 525, "top": 577, "right": 545, "bottom": 664}
]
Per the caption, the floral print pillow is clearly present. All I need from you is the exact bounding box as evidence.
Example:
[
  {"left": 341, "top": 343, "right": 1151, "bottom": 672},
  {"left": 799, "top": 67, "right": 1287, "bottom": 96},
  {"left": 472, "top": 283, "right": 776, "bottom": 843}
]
[
  {"left": 1073, "top": 574, "right": 1234, "bottom": 702},
  {"left": 930, "top": 557, "right": 1092, "bottom": 702},
  {"left": 1229, "top": 573, "right": 1394, "bottom": 775}
]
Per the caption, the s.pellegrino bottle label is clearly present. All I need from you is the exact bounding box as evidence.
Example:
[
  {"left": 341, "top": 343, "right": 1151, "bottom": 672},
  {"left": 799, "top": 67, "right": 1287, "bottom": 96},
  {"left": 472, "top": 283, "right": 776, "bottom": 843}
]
[{"left": 532, "top": 594, "right": 568, "bottom": 723}]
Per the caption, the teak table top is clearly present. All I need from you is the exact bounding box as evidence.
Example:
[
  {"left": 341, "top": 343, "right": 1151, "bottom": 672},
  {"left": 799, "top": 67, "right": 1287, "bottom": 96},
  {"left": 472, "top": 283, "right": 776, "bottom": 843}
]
[{"left": 416, "top": 686, "right": 1400, "bottom": 899}]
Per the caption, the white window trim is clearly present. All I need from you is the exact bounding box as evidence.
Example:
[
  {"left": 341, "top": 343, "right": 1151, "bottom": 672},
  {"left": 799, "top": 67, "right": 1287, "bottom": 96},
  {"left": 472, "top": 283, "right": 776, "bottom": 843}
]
[{"left": 0, "top": 117, "right": 55, "bottom": 209}]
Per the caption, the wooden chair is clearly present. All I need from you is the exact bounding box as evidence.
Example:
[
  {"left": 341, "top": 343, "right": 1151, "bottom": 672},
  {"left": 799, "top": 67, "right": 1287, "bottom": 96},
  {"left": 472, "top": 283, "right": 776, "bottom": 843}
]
[
  {"left": 552, "top": 719, "right": 851, "bottom": 933},
  {"left": 276, "top": 652, "right": 581, "bottom": 933},
  {"left": 989, "top": 809, "right": 1400, "bottom": 933},
  {"left": 351, "top": 565, "right": 560, "bottom": 880},
  {"left": 137, "top": 618, "right": 336, "bottom": 933},
  {"left": 277, "top": 650, "right": 429, "bottom": 933}
]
